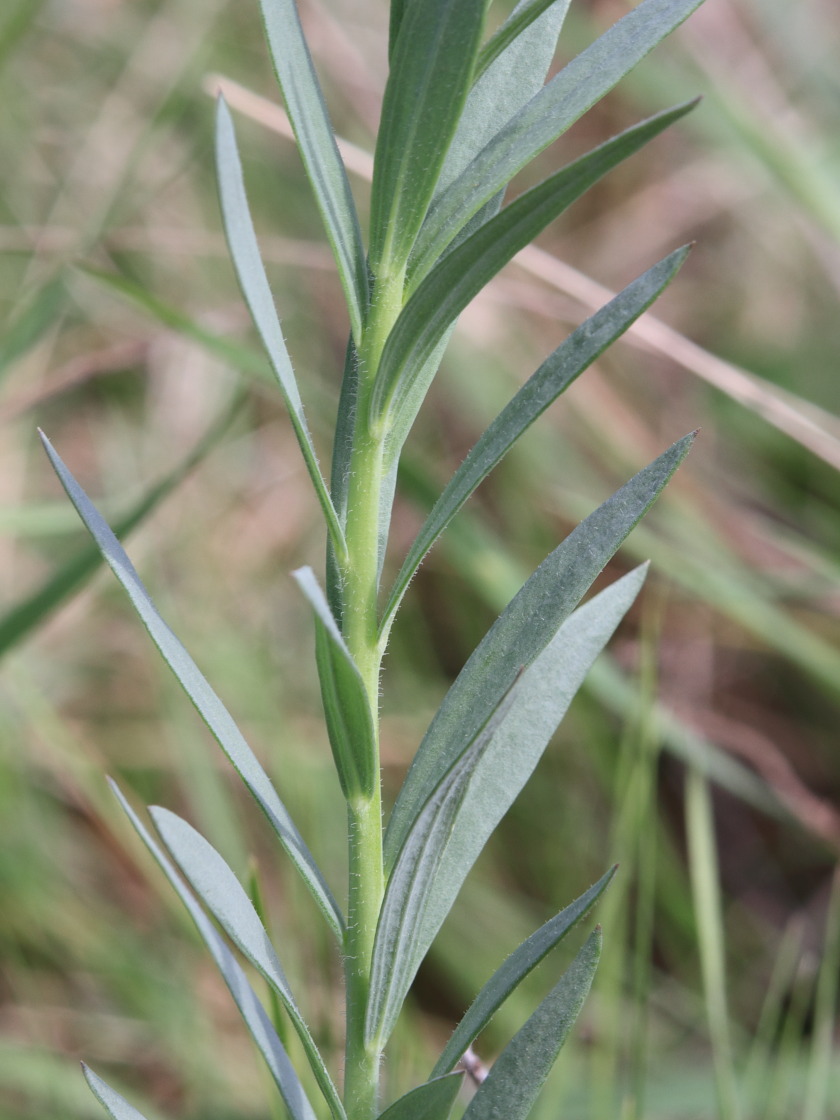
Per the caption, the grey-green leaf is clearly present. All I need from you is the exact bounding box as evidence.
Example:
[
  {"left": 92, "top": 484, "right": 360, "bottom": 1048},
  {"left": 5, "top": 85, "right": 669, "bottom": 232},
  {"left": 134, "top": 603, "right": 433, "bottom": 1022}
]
[
  {"left": 368, "top": 0, "right": 486, "bottom": 276},
  {"left": 385, "top": 434, "right": 695, "bottom": 866},
  {"left": 111, "top": 783, "right": 319, "bottom": 1120},
  {"left": 474, "top": 0, "right": 565, "bottom": 84},
  {"left": 377, "top": 566, "right": 644, "bottom": 1026},
  {"left": 150, "top": 807, "right": 345, "bottom": 1120},
  {"left": 377, "top": 1073, "right": 464, "bottom": 1120},
  {"left": 371, "top": 102, "right": 697, "bottom": 431},
  {"left": 258, "top": 0, "right": 368, "bottom": 340},
  {"left": 293, "top": 566, "right": 376, "bottom": 800},
  {"left": 216, "top": 96, "right": 347, "bottom": 561},
  {"left": 367, "top": 684, "right": 522, "bottom": 1048},
  {"left": 381, "top": 247, "right": 690, "bottom": 632},
  {"left": 40, "top": 433, "right": 344, "bottom": 941},
  {"left": 462, "top": 928, "right": 602, "bottom": 1120},
  {"left": 82, "top": 1066, "right": 151, "bottom": 1120},
  {"left": 411, "top": 0, "right": 706, "bottom": 282},
  {"left": 431, "top": 868, "right": 615, "bottom": 1078}
]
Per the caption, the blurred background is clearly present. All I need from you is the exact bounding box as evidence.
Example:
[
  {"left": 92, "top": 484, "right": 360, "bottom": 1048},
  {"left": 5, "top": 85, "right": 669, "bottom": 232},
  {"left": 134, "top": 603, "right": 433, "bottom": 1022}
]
[{"left": 1, "top": 0, "right": 839, "bottom": 1117}]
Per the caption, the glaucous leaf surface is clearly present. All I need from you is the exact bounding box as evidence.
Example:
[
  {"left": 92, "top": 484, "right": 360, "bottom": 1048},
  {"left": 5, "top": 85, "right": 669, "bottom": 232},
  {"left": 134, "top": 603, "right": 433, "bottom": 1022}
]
[
  {"left": 40, "top": 433, "right": 344, "bottom": 940},
  {"left": 83, "top": 1066, "right": 151, "bottom": 1120},
  {"left": 376, "top": 1072, "right": 464, "bottom": 1120}
]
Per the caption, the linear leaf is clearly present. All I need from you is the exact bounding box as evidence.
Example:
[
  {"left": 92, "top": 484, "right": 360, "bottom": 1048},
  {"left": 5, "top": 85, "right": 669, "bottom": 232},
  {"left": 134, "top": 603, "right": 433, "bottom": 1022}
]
[
  {"left": 0, "top": 399, "right": 242, "bottom": 657},
  {"left": 368, "top": 0, "right": 486, "bottom": 276},
  {"left": 377, "top": 1073, "right": 464, "bottom": 1120},
  {"left": 436, "top": 0, "right": 569, "bottom": 199},
  {"left": 216, "top": 96, "right": 347, "bottom": 562},
  {"left": 381, "top": 247, "right": 690, "bottom": 632},
  {"left": 387, "top": 0, "right": 409, "bottom": 63},
  {"left": 431, "top": 868, "right": 615, "bottom": 1077},
  {"left": 150, "top": 807, "right": 345, "bottom": 1120},
  {"left": 40, "top": 433, "right": 344, "bottom": 940},
  {"left": 410, "top": 0, "right": 706, "bottom": 282},
  {"left": 82, "top": 1066, "right": 151, "bottom": 1120},
  {"left": 462, "top": 928, "right": 602, "bottom": 1120},
  {"left": 377, "top": 566, "right": 644, "bottom": 1022},
  {"left": 474, "top": 0, "right": 562, "bottom": 83},
  {"left": 110, "top": 784, "right": 318, "bottom": 1120},
  {"left": 371, "top": 102, "right": 696, "bottom": 431},
  {"left": 258, "top": 0, "right": 368, "bottom": 340},
  {"left": 293, "top": 566, "right": 376, "bottom": 800},
  {"left": 0, "top": 275, "right": 65, "bottom": 382},
  {"left": 385, "top": 434, "right": 695, "bottom": 866},
  {"left": 367, "top": 683, "right": 523, "bottom": 1048}
]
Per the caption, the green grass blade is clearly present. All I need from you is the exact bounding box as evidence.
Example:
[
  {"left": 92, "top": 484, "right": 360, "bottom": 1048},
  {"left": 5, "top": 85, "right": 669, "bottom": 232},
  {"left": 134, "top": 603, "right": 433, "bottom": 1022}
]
[
  {"left": 686, "top": 767, "right": 742, "bottom": 1120},
  {"left": 0, "top": 276, "right": 65, "bottom": 383},
  {"left": 367, "top": 682, "right": 522, "bottom": 1049},
  {"left": 431, "top": 867, "right": 615, "bottom": 1078},
  {"left": 110, "top": 784, "right": 319, "bottom": 1120},
  {"left": 410, "top": 0, "right": 706, "bottom": 281},
  {"left": 377, "top": 1073, "right": 464, "bottom": 1120},
  {"left": 258, "top": 0, "right": 368, "bottom": 341},
  {"left": 371, "top": 103, "right": 697, "bottom": 432},
  {"left": 802, "top": 866, "right": 840, "bottom": 1120},
  {"left": 82, "top": 1066, "right": 151, "bottom": 1120},
  {"left": 385, "top": 434, "right": 694, "bottom": 865},
  {"left": 462, "top": 927, "right": 602, "bottom": 1120},
  {"left": 368, "top": 0, "right": 486, "bottom": 277},
  {"left": 215, "top": 97, "right": 347, "bottom": 563},
  {"left": 474, "top": 0, "right": 564, "bottom": 83},
  {"left": 0, "top": 399, "right": 242, "bottom": 657},
  {"left": 292, "top": 566, "right": 376, "bottom": 801},
  {"left": 39, "top": 433, "right": 344, "bottom": 940},
  {"left": 380, "top": 247, "right": 690, "bottom": 634},
  {"left": 150, "top": 807, "right": 346, "bottom": 1120}
]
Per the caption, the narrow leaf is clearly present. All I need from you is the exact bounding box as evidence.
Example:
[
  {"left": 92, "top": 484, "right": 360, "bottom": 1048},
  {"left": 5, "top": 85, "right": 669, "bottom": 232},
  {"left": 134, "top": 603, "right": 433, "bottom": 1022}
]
[
  {"left": 385, "top": 434, "right": 695, "bottom": 865},
  {"left": 371, "top": 102, "right": 697, "bottom": 431},
  {"left": 367, "top": 683, "right": 522, "bottom": 1048},
  {"left": 431, "top": 868, "right": 615, "bottom": 1077},
  {"left": 293, "top": 567, "right": 376, "bottom": 801},
  {"left": 368, "top": 0, "right": 486, "bottom": 276},
  {"left": 381, "top": 247, "right": 690, "bottom": 632},
  {"left": 411, "top": 0, "right": 706, "bottom": 281},
  {"left": 0, "top": 398, "right": 242, "bottom": 657},
  {"left": 258, "top": 0, "right": 368, "bottom": 339},
  {"left": 0, "top": 276, "right": 65, "bottom": 381},
  {"left": 82, "top": 1066, "right": 151, "bottom": 1120},
  {"left": 378, "top": 1072, "right": 464, "bottom": 1120},
  {"left": 150, "top": 807, "right": 346, "bottom": 1120},
  {"left": 111, "top": 783, "right": 319, "bottom": 1120},
  {"left": 379, "top": 566, "right": 645, "bottom": 1020},
  {"left": 40, "top": 433, "right": 344, "bottom": 940},
  {"left": 462, "top": 928, "right": 602, "bottom": 1120},
  {"left": 387, "top": 0, "right": 409, "bottom": 63},
  {"left": 474, "top": 0, "right": 564, "bottom": 83},
  {"left": 216, "top": 96, "right": 347, "bottom": 562}
]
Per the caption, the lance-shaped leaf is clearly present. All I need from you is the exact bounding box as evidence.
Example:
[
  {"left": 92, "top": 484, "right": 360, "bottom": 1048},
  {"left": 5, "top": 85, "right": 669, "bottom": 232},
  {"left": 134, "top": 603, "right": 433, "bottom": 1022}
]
[
  {"left": 410, "top": 0, "right": 705, "bottom": 283},
  {"left": 150, "top": 807, "right": 345, "bottom": 1120},
  {"left": 110, "top": 783, "right": 319, "bottom": 1120},
  {"left": 462, "top": 928, "right": 602, "bottom": 1120},
  {"left": 40, "top": 433, "right": 344, "bottom": 941},
  {"left": 368, "top": 0, "right": 486, "bottom": 277},
  {"left": 82, "top": 1066, "right": 151, "bottom": 1120},
  {"left": 216, "top": 96, "right": 347, "bottom": 563},
  {"left": 385, "top": 434, "right": 695, "bottom": 866},
  {"left": 373, "top": 566, "right": 643, "bottom": 1039},
  {"left": 380, "top": 247, "right": 690, "bottom": 634},
  {"left": 474, "top": 0, "right": 564, "bottom": 83},
  {"left": 431, "top": 867, "right": 615, "bottom": 1077},
  {"left": 366, "top": 683, "right": 521, "bottom": 1049},
  {"left": 293, "top": 566, "right": 376, "bottom": 801},
  {"left": 378, "top": 1073, "right": 465, "bottom": 1120},
  {"left": 258, "top": 0, "right": 368, "bottom": 340},
  {"left": 370, "top": 102, "right": 696, "bottom": 431}
]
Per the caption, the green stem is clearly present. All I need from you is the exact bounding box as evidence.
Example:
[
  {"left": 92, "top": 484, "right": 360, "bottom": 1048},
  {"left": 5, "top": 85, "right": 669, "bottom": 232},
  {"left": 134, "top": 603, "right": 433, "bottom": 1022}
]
[{"left": 339, "top": 266, "right": 405, "bottom": 1119}]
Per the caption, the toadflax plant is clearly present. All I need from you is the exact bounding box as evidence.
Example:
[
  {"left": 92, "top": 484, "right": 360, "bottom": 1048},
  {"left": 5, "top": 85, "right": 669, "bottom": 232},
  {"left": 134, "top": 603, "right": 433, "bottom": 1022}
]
[{"left": 41, "top": 0, "right": 705, "bottom": 1117}]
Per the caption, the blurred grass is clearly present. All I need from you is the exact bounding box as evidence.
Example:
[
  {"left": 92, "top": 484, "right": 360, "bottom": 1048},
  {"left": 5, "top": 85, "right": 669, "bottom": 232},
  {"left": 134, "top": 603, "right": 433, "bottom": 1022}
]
[{"left": 1, "top": 0, "right": 839, "bottom": 1118}]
